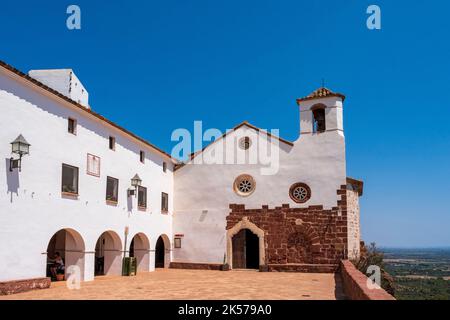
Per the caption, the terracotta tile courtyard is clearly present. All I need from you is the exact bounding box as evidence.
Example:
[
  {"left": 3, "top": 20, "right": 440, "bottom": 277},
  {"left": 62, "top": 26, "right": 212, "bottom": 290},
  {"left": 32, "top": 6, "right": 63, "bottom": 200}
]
[{"left": 0, "top": 269, "right": 346, "bottom": 300}]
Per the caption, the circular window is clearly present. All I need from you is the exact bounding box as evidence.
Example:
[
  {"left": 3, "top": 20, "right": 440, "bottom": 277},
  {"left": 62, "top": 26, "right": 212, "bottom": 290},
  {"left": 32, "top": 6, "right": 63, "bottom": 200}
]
[
  {"left": 238, "top": 137, "right": 252, "bottom": 150},
  {"left": 234, "top": 174, "right": 256, "bottom": 197},
  {"left": 289, "top": 183, "right": 311, "bottom": 203}
]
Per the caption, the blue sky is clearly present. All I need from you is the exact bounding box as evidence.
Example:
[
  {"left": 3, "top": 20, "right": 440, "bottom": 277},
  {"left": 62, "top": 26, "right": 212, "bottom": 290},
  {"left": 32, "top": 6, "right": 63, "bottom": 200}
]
[{"left": 1, "top": 0, "right": 450, "bottom": 247}]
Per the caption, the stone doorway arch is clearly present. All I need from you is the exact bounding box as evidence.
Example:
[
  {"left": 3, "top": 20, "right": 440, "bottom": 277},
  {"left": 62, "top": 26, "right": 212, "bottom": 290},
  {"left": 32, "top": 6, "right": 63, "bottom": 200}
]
[{"left": 226, "top": 217, "right": 265, "bottom": 270}]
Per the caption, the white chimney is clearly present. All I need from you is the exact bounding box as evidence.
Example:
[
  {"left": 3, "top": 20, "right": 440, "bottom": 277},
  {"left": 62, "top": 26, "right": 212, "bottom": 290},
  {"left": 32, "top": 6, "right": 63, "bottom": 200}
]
[{"left": 28, "top": 69, "right": 90, "bottom": 109}]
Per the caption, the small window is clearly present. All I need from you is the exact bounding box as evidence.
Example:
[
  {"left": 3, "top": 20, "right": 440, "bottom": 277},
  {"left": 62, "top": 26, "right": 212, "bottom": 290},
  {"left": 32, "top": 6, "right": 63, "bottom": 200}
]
[
  {"left": 312, "top": 107, "right": 326, "bottom": 133},
  {"left": 289, "top": 183, "right": 311, "bottom": 204},
  {"left": 109, "top": 136, "right": 115, "bottom": 150},
  {"left": 233, "top": 174, "right": 256, "bottom": 197},
  {"left": 138, "top": 186, "right": 147, "bottom": 209},
  {"left": 106, "top": 176, "right": 119, "bottom": 203},
  {"left": 161, "top": 192, "right": 169, "bottom": 213},
  {"left": 68, "top": 118, "right": 77, "bottom": 135},
  {"left": 140, "top": 151, "right": 145, "bottom": 163},
  {"left": 174, "top": 238, "right": 182, "bottom": 249},
  {"left": 239, "top": 137, "right": 251, "bottom": 150},
  {"left": 62, "top": 164, "right": 79, "bottom": 195},
  {"left": 163, "top": 162, "right": 167, "bottom": 173}
]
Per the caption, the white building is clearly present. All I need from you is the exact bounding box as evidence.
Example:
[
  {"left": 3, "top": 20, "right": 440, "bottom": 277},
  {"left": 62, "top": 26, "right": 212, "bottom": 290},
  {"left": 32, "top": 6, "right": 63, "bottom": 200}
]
[{"left": 0, "top": 60, "right": 362, "bottom": 293}]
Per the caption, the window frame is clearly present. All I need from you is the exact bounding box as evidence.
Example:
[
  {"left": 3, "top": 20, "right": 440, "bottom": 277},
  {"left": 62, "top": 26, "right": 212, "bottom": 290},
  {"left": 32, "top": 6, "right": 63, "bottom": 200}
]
[
  {"left": 61, "top": 163, "right": 79, "bottom": 195},
  {"left": 137, "top": 186, "right": 147, "bottom": 209},
  {"left": 109, "top": 136, "right": 116, "bottom": 151},
  {"left": 106, "top": 176, "right": 119, "bottom": 204},
  {"left": 68, "top": 118, "right": 77, "bottom": 135},
  {"left": 161, "top": 192, "right": 169, "bottom": 213}
]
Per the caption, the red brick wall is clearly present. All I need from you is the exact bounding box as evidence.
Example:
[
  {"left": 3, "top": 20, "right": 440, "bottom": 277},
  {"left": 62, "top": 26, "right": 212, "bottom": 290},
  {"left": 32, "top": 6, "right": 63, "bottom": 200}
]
[
  {"left": 340, "top": 260, "right": 395, "bottom": 300},
  {"left": 227, "top": 184, "right": 350, "bottom": 269}
]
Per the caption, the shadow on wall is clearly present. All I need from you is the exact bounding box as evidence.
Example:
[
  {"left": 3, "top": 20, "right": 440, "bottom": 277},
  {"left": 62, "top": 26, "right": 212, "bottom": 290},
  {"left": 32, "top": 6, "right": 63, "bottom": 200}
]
[
  {"left": 5, "top": 158, "right": 19, "bottom": 202},
  {"left": 127, "top": 194, "right": 132, "bottom": 213}
]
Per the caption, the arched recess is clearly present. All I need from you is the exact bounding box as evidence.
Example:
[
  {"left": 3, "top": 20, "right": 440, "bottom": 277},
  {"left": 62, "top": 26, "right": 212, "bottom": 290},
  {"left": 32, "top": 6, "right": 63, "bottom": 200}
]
[
  {"left": 286, "top": 222, "right": 321, "bottom": 264},
  {"left": 130, "top": 232, "right": 151, "bottom": 272},
  {"left": 226, "top": 217, "right": 265, "bottom": 269},
  {"left": 155, "top": 234, "right": 171, "bottom": 268},
  {"left": 95, "top": 231, "right": 122, "bottom": 276},
  {"left": 46, "top": 228, "right": 86, "bottom": 281}
]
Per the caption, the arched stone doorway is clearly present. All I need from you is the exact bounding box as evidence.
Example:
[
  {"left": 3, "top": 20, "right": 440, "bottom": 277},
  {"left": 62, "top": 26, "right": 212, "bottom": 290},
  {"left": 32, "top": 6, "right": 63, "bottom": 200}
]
[
  {"left": 155, "top": 235, "right": 170, "bottom": 268},
  {"left": 46, "top": 228, "right": 85, "bottom": 281},
  {"left": 232, "top": 229, "right": 260, "bottom": 269},
  {"left": 226, "top": 217, "right": 265, "bottom": 270},
  {"left": 95, "top": 231, "right": 122, "bottom": 276},
  {"left": 130, "top": 233, "right": 150, "bottom": 272}
]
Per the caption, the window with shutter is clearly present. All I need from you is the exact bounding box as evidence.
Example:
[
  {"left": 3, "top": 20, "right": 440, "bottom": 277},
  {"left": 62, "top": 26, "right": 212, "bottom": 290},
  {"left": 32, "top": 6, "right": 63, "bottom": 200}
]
[{"left": 87, "top": 153, "right": 101, "bottom": 177}]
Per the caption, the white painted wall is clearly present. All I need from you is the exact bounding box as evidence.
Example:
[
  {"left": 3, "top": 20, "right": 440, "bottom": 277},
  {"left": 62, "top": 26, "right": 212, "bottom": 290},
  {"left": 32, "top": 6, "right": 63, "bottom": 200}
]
[
  {"left": 0, "top": 61, "right": 356, "bottom": 281},
  {"left": 28, "top": 69, "right": 90, "bottom": 108},
  {"left": 173, "top": 96, "right": 347, "bottom": 264},
  {"left": 0, "top": 68, "right": 173, "bottom": 282}
]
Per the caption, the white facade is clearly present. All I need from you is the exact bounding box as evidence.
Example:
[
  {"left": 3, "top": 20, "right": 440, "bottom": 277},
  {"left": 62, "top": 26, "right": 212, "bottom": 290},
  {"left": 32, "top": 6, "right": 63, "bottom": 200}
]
[
  {"left": 28, "top": 69, "right": 90, "bottom": 108},
  {"left": 0, "top": 61, "right": 360, "bottom": 284},
  {"left": 0, "top": 64, "right": 173, "bottom": 282},
  {"left": 173, "top": 97, "right": 347, "bottom": 264}
]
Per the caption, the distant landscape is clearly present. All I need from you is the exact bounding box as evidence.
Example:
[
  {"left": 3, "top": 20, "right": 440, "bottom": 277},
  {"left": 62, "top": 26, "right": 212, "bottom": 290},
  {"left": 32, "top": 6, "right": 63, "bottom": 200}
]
[{"left": 381, "top": 247, "right": 450, "bottom": 300}]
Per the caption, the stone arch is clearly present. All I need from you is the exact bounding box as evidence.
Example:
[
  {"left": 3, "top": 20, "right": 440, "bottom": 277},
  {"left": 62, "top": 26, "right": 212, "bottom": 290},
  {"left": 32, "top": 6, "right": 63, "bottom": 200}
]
[
  {"left": 226, "top": 217, "right": 265, "bottom": 269},
  {"left": 286, "top": 221, "right": 320, "bottom": 264},
  {"left": 45, "top": 228, "right": 86, "bottom": 281},
  {"left": 94, "top": 230, "right": 122, "bottom": 276},
  {"left": 129, "top": 232, "right": 151, "bottom": 272}
]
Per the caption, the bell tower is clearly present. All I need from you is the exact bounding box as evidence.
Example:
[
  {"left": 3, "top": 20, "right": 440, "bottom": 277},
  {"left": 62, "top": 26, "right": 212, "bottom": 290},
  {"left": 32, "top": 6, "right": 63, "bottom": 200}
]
[{"left": 296, "top": 87, "right": 345, "bottom": 136}]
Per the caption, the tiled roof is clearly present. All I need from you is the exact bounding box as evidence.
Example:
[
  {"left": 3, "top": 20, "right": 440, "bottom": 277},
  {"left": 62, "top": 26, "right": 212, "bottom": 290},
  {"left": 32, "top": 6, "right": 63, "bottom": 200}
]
[{"left": 296, "top": 87, "right": 345, "bottom": 104}]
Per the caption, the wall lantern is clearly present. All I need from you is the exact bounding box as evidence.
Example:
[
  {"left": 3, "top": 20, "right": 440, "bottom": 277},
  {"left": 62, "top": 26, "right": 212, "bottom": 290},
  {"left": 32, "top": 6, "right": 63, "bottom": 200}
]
[
  {"left": 10, "top": 134, "right": 31, "bottom": 172},
  {"left": 128, "top": 174, "right": 142, "bottom": 197}
]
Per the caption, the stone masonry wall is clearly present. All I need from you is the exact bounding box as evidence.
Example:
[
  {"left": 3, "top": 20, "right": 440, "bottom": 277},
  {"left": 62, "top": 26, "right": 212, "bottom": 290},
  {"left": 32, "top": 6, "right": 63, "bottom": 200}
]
[
  {"left": 227, "top": 184, "right": 353, "bottom": 269},
  {"left": 346, "top": 189, "right": 361, "bottom": 260}
]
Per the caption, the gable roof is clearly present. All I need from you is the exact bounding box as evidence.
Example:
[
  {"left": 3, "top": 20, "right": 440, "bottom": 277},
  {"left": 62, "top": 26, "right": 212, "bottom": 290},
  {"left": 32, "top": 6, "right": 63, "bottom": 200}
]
[
  {"left": 174, "top": 121, "right": 293, "bottom": 171},
  {"left": 296, "top": 87, "right": 346, "bottom": 104},
  {"left": 0, "top": 60, "right": 174, "bottom": 161}
]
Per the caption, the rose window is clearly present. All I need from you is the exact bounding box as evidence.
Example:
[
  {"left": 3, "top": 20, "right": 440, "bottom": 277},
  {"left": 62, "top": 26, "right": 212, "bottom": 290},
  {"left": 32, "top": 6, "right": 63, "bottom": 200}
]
[
  {"left": 234, "top": 174, "right": 256, "bottom": 197},
  {"left": 289, "top": 183, "right": 311, "bottom": 203}
]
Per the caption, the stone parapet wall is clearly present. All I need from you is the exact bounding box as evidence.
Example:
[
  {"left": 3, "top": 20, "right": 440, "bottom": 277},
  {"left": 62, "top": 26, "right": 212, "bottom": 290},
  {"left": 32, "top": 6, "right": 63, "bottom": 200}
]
[
  {"left": 0, "top": 277, "right": 51, "bottom": 295},
  {"left": 340, "top": 260, "right": 395, "bottom": 300}
]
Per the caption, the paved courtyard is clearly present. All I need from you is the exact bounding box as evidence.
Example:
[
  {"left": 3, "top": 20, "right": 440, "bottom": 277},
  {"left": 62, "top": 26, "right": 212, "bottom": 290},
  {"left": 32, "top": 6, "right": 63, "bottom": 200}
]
[{"left": 1, "top": 269, "right": 346, "bottom": 300}]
